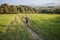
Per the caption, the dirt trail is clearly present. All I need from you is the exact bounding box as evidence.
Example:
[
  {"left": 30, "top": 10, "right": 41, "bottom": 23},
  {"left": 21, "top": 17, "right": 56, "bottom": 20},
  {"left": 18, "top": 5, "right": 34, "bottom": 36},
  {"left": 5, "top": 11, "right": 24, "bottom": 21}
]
[
  {"left": 26, "top": 26, "right": 42, "bottom": 40},
  {"left": 18, "top": 16, "right": 43, "bottom": 40}
]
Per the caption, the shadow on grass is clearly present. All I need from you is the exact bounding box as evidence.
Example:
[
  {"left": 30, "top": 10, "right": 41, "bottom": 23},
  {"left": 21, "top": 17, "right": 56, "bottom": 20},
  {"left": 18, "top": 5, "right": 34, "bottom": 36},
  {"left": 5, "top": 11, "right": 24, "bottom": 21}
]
[
  {"left": 0, "top": 31, "right": 6, "bottom": 40},
  {"left": 0, "top": 24, "right": 6, "bottom": 27}
]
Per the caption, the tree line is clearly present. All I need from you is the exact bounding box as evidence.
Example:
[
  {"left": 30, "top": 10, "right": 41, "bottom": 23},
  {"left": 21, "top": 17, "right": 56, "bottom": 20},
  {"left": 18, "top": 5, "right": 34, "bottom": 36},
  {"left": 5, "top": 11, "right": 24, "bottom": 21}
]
[
  {"left": 38, "top": 6, "right": 60, "bottom": 14},
  {"left": 0, "top": 4, "right": 60, "bottom": 14},
  {"left": 0, "top": 4, "right": 38, "bottom": 14}
]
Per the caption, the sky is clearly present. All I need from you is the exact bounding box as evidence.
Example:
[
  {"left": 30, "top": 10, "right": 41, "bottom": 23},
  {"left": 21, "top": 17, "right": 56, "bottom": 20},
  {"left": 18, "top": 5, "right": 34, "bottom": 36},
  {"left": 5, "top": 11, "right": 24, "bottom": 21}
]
[{"left": 0, "top": 0, "right": 60, "bottom": 5}]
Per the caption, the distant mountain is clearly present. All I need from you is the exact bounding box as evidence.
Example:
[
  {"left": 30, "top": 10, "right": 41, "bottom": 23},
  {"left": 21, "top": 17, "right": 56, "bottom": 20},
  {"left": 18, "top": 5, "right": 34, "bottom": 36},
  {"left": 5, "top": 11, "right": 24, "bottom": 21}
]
[
  {"left": 42, "top": 3, "right": 56, "bottom": 6},
  {"left": 28, "top": 3, "right": 60, "bottom": 7},
  {"left": 28, "top": 4, "right": 41, "bottom": 6}
]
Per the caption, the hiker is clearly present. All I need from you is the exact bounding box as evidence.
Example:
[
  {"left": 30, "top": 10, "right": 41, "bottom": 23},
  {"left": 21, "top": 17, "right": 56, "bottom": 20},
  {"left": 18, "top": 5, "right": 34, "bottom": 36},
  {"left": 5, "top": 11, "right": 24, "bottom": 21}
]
[{"left": 25, "top": 15, "right": 30, "bottom": 26}]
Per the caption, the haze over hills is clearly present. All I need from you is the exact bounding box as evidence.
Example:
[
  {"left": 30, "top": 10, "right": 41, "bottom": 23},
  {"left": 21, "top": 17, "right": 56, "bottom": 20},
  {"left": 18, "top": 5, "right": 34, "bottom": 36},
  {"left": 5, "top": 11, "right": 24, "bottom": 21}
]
[{"left": 28, "top": 3, "right": 60, "bottom": 7}]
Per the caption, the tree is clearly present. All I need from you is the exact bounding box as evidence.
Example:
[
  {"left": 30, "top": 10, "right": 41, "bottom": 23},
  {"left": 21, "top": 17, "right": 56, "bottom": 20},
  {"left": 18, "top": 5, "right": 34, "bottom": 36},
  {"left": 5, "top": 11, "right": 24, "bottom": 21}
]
[
  {"left": 9, "top": 5, "right": 17, "bottom": 14},
  {"left": 0, "top": 7, "right": 3, "bottom": 14}
]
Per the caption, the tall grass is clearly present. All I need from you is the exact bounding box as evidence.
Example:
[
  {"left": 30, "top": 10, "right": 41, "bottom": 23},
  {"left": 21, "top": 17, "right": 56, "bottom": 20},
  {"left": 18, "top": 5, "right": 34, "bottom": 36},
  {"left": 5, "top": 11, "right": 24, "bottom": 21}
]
[
  {"left": 0, "top": 14, "right": 60, "bottom": 40},
  {"left": 18, "top": 14, "right": 60, "bottom": 40},
  {"left": 29, "top": 14, "right": 60, "bottom": 40}
]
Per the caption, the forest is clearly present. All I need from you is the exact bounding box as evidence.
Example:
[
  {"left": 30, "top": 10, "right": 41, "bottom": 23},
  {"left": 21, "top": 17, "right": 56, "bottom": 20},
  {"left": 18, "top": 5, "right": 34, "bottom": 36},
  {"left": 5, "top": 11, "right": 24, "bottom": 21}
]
[{"left": 0, "top": 4, "right": 60, "bottom": 14}]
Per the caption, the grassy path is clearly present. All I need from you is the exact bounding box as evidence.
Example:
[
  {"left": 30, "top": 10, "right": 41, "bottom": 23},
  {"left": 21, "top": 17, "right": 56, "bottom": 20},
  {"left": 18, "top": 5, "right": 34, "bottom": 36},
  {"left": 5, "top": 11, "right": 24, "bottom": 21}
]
[
  {"left": 18, "top": 16, "right": 43, "bottom": 40},
  {"left": 25, "top": 26, "right": 42, "bottom": 40}
]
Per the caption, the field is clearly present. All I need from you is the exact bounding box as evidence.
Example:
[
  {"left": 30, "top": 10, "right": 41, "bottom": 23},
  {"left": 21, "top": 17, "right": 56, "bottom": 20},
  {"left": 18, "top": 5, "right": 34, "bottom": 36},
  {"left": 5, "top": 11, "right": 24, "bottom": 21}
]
[
  {"left": 0, "top": 14, "right": 60, "bottom": 40},
  {"left": 0, "top": 14, "right": 14, "bottom": 31}
]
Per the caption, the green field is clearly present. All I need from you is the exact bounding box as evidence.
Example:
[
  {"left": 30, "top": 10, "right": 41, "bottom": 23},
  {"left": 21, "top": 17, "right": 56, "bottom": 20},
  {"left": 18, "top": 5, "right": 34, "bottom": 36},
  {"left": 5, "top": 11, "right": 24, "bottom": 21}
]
[
  {"left": 28, "top": 14, "right": 60, "bottom": 40},
  {"left": 0, "top": 14, "right": 14, "bottom": 31},
  {"left": 0, "top": 14, "right": 60, "bottom": 40}
]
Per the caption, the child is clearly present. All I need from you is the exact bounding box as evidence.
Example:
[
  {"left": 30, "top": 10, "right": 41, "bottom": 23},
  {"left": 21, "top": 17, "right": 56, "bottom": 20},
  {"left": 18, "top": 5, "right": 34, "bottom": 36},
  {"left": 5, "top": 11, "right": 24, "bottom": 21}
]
[{"left": 25, "top": 15, "right": 30, "bottom": 26}]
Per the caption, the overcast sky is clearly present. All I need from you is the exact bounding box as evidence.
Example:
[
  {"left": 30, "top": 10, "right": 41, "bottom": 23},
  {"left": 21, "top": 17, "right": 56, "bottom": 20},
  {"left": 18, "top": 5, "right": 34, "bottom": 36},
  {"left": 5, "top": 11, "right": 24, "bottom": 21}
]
[{"left": 0, "top": 0, "right": 60, "bottom": 5}]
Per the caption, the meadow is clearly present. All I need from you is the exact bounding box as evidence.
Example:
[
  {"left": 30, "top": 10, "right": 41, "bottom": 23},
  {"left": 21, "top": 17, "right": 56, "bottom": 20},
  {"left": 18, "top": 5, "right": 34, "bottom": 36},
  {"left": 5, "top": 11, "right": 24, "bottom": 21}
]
[
  {"left": 29, "top": 14, "right": 60, "bottom": 40},
  {"left": 0, "top": 14, "right": 60, "bottom": 40},
  {"left": 0, "top": 14, "right": 14, "bottom": 32}
]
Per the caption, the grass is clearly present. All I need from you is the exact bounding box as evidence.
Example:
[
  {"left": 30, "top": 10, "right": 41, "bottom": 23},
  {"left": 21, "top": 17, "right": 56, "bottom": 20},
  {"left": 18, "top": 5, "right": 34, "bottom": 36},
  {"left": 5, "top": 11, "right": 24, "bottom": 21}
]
[
  {"left": 29, "top": 14, "right": 60, "bottom": 40},
  {"left": 0, "top": 14, "right": 14, "bottom": 25},
  {"left": 0, "top": 14, "right": 60, "bottom": 40},
  {"left": 18, "top": 14, "right": 60, "bottom": 40},
  {"left": 0, "top": 14, "right": 34, "bottom": 40},
  {"left": 0, "top": 14, "right": 14, "bottom": 32}
]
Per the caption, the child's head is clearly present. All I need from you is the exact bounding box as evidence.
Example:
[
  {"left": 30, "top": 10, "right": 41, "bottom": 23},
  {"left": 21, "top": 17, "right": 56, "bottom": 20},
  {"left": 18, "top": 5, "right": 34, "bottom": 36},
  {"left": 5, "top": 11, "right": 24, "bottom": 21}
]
[{"left": 26, "top": 14, "right": 29, "bottom": 18}]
